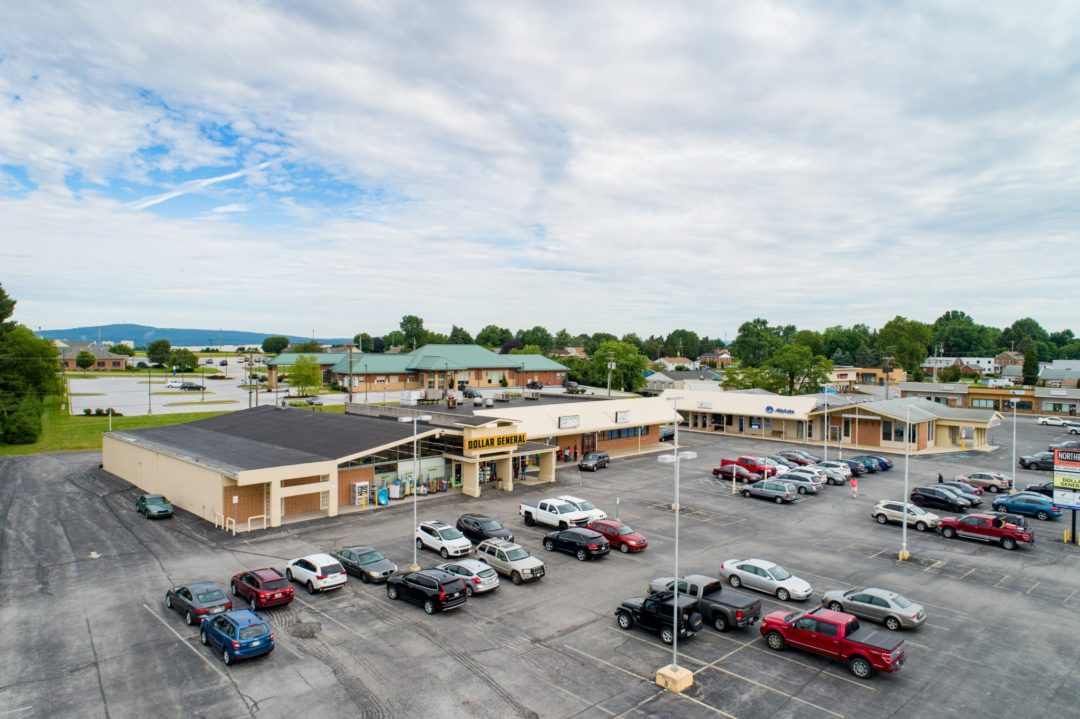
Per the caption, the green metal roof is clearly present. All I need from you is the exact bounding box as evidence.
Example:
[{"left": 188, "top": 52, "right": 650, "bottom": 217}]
[
  {"left": 329, "top": 354, "right": 414, "bottom": 374},
  {"left": 515, "top": 354, "right": 570, "bottom": 371},
  {"left": 328, "top": 344, "right": 568, "bottom": 374},
  {"left": 266, "top": 352, "right": 347, "bottom": 367}
]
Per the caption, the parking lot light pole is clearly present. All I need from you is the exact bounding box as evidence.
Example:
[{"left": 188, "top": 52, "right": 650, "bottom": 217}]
[
  {"left": 899, "top": 404, "right": 912, "bottom": 561},
  {"left": 823, "top": 391, "right": 829, "bottom": 463},
  {"left": 400, "top": 414, "right": 432, "bottom": 572},
  {"left": 656, "top": 397, "right": 696, "bottom": 693},
  {"left": 1010, "top": 399, "right": 1018, "bottom": 493}
]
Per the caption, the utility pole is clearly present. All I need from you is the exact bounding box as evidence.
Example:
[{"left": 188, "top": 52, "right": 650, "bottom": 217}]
[
  {"left": 606, "top": 353, "right": 616, "bottom": 398},
  {"left": 347, "top": 345, "right": 354, "bottom": 403}
]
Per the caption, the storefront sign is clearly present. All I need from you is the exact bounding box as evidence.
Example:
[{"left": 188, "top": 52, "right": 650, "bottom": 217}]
[
  {"left": 765, "top": 405, "right": 796, "bottom": 415},
  {"left": 558, "top": 415, "right": 579, "bottom": 429},
  {"left": 466, "top": 433, "right": 527, "bottom": 451},
  {"left": 1054, "top": 449, "right": 1080, "bottom": 510},
  {"left": 615, "top": 410, "right": 630, "bottom": 424}
]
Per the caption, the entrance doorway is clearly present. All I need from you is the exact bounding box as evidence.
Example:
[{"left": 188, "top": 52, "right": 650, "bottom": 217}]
[{"left": 582, "top": 433, "right": 597, "bottom": 454}]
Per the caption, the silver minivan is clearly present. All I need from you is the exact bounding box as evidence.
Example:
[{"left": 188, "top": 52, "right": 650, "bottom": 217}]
[{"left": 742, "top": 480, "right": 797, "bottom": 504}]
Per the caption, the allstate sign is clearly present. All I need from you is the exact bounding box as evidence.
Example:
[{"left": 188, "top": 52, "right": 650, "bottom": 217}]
[{"left": 765, "top": 405, "right": 796, "bottom": 415}]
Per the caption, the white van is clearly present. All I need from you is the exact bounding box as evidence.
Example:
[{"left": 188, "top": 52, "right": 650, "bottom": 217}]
[{"left": 165, "top": 379, "right": 183, "bottom": 389}]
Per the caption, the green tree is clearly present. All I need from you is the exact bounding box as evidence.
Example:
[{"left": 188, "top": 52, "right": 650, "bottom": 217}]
[
  {"left": 931, "top": 310, "right": 998, "bottom": 356},
  {"left": 424, "top": 331, "right": 450, "bottom": 344},
  {"left": 146, "top": 339, "right": 172, "bottom": 366},
  {"left": 1058, "top": 341, "right": 1080, "bottom": 360},
  {"left": 1049, "top": 329, "right": 1075, "bottom": 350},
  {"left": 663, "top": 329, "right": 701, "bottom": 360},
  {"left": 352, "top": 332, "right": 374, "bottom": 351},
  {"left": 620, "top": 333, "right": 643, "bottom": 352},
  {"left": 721, "top": 365, "right": 784, "bottom": 393},
  {"left": 509, "top": 344, "right": 544, "bottom": 355},
  {"left": 553, "top": 329, "right": 574, "bottom": 349},
  {"left": 938, "top": 365, "right": 962, "bottom": 383},
  {"left": 579, "top": 341, "right": 648, "bottom": 392},
  {"left": 262, "top": 335, "right": 290, "bottom": 354},
  {"left": 1001, "top": 318, "right": 1052, "bottom": 360},
  {"left": 291, "top": 340, "right": 322, "bottom": 353},
  {"left": 876, "top": 316, "right": 932, "bottom": 371},
  {"left": 448, "top": 325, "right": 473, "bottom": 344},
  {"left": 290, "top": 355, "right": 322, "bottom": 396},
  {"left": 731, "top": 318, "right": 784, "bottom": 368},
  {"left": 167, "top": 348, "right": 199, "bottom": 372},
  {"left": 75, "top": 350, "right": 96, "bottom": 372},
  {"left": 792, "top": 330, "right": 824, "bottom": 357},
  {"left": 516, "top": 326, "right": 554, "bottom": 352},
  {"left": 475, "top": 325, "right": 513, "bottom": 349},
  {"left": 381, "top": 330, "right": 406, "bottom": 349},
  {"left": 0, "top": 325, "right": 60, "bottom": 398},
  {"left": 400, "top": 315, "right": 426, "bottom": 350},
  {"left": 764, "top": 344, "right": 833, "bottom": 396},
  {"left": 3, "top": 393, "right": 42, "bottom": 444},
  {"left": 853, "top": 343, "right": 878, "bottom": 367},
  {"left": 108, "top": 343, "right": 135, "bottom": 356},
  {"left": 641, "top": 335, "right": 665, "bottom": 360},
  {"left": 830, "top": 348, "right": 853, "bottom": 366},
  {"left": 1021, "top": 339, "right": 1040, "bottom": 385},
  {"left": 583, "top": 332, "right": 618, "bottom": 356},
  {"left": 0, "top": 283, "right": 15, "bottom": 334}
]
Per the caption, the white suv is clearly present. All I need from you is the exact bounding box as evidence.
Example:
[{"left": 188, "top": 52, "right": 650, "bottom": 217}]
[
  {"left": 416, "top": 521, "right": 472, "bottom": 559},
  {"left": 556, "top": 495, "right": 607, "bottom": 521},
  {"left": 165, "top": 379, "right": 183, "bottom": 389},
  {"left": 285, "top": 553, "right": 348, "bottom": 594}
]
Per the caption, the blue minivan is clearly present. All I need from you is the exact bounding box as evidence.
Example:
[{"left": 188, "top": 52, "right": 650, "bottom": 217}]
[{"left": 200, "top": 609, "right": 274, "bottom": 665}]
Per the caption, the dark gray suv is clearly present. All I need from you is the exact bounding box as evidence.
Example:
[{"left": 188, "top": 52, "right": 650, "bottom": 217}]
[{"left": 578, "top": 451, "right": 610, "bottom": 471}]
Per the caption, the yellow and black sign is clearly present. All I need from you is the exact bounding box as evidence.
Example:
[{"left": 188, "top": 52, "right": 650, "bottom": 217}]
[{"left": 466, "top": 433, "right": 527, "bottom": 451}]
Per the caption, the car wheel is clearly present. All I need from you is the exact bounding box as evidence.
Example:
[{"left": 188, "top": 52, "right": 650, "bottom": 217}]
[
  {"left": 250, "top": 596, "right": 258, "bottom": 611},
  {"left": 559, "top": 522, "right": 568, "bottom": 530},
  {"left": 742, "top": 490, "right": 751, "bottom": 498},
  {"left": 1002, "top": 537, "right": 1017, "bottom": 550},
  {"left": 222, "top": 648, "right": 232, "bottom": 666},
  {"left": 765, "top": 631, "right": 785, "bottom": 651},
  {"left": 660, "top": 627, "right": 675, "bottom": 645},
  {"left": 416, "top": 538, "right": 424, "bottom": 550},
  {"left": 165, "top": 594, "right": 172, "bottom": 608},
  {"left": 729, "top": 575, "right": 741, "bottom": 588},
  {"left": 988, "top": 485, "right": 999, "bottom": 493},
  {"left": 915, "top": 521, "right": 928, "bottom": 532},
  {"left": 285, "top": 569, "right": 293, "bottom": 581},
  {"left": 714, "top": 615, "right": 728, "bottom": 632},
  {"left": 1021, "top": 461, "right": 1030, "bottom": 469},
  {"left": 617, "top": 611, "right": 634, "bottom": 630},
  {"left": 774, "top": 496, "right": 783, "bottom": 504},
  {"left": 777, "top": 588, "right": 790, "bottom": 602},
  {"left": 942, "top": 527, "right": 957, "bottom": 539},
  {"left": 1037, "top": 511, "right": 1049, "bottom": 521},
  {"left": 619, "top": 543, "right": 630, "bottom": 553},
  {"left": 387, "top": 586, "right": 399, "bottom": 600},
  {"left": 185, "top": 611, "right": 193, "bottom": 626},
  {"left": 424, "top": 600, "right": 436, "bottom": 615},
  {"left": 828, "top": 601, "right": 843, "bottom": 611},
  {"left": 849, "top": 656, "right": 872, "bottom": 679},
  {"left": 359, "top": 572, "right": 369, "bottom": 584},
  {"left": 464, "top": 584, "right": 474, "bottom": 597},
  {"left": 307, "top": 581, "right": 316, "bottom": 595},
  {"left": 200, "top": 630, "right": 208, "bottom": 645},
  {"left": 511, "top": 572, "right": 523, "bottom": 586},
  {"left": 797, "top": 487, "right": 807, "bottom": 495},
  {"left": 230, "top": 582, "right": 238, "bottom": 597},
  {"left": 885, "top": 616, "right": 901, "bottom": 631},
  {"left": 576, "top": 549, "right": 587, "bottom": 562},
  {"left": 875, "top": 514, "right": 887, "bottom": 525},
  {"left": 440, "top": 548, "right": 449, "bottom": 559},
  {"left": 524, "top": 514, "right": 535, "bottom": 526},
  {"left": 543, "top": 539, "right": 555, "bottom": 552}
]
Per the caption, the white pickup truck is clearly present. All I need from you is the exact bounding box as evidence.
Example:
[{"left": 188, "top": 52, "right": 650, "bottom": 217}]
[
  {"left": 519, "top": 498, "right": 591, "bottom": 529},
  {"left": 557, "top": 495, "right": 607, "bottom": 522}
]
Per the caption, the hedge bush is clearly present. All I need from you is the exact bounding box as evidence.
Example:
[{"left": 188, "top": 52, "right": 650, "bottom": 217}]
[{"left": 3, "top": 394, "right": 43, "bottom": 444}]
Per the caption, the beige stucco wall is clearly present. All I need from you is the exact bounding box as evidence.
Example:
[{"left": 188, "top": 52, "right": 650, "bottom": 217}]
[{"left": 103, "top": 436, "right": 226, "bottom": 524}]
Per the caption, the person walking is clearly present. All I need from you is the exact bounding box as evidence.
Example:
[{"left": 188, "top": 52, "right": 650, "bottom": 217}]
[
  {"left": 937, "top": 472, "right": 944, "bottom": 484},
  {"left": 850, "top": 476, "right": 858, "bottom": 498}
]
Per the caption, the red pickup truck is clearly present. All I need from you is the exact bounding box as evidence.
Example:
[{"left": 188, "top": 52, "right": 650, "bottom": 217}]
[
  {"left": 720, "top": 456, "right": 777, "bottom": 477},
  {"left": 760, "top": 607, "right": 906, "bottom": 679},
  {"left": 939, "top": 513, "right": 1034, "bottom": 550}
]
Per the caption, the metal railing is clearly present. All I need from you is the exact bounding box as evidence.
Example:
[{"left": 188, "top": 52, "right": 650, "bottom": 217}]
[
  {"left": 213, "top": 512, "right": 236, "bottom": 535},
  {"left": 247, "top": 514, "right": 267, "bottom": 532}
]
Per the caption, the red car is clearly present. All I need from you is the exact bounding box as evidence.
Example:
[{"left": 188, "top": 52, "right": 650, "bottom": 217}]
[
  {"left": 938, "top": 513, "right": 1034, "bottom": 551},
  {"left": 760, "top": 607, "right": 905, "bottom": 679},
  {"left": 230, "top": 568, "right": 295, "bottom": 609},
  {"left": 587, "top": 519, "right": 648, "bottom": 553},
  {"left": 721, "top": 456, "right": 777, "bottom": 477},
  {"left": 712, "top": 465, "right": 762, "bottom": 483}
]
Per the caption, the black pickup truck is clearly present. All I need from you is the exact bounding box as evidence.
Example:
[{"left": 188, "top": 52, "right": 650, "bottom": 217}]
[
  {"left": 615, "top": 592, "right": 703, "bottom": 645},
  {"left": 648, "top": 574, "right": 762, "bottom": 632}
]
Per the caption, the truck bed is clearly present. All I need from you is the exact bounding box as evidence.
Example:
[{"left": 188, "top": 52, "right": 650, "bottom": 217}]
[
  {"left": 701, "top": 589, "right": 760, "bottom": 611},
  {"left": 847, "top": 624, "right": 905, "bottom": 653}
]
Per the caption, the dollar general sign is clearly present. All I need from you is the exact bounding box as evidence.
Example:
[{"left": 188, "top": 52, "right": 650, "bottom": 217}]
[{"left": 466, "top": 433, "right": 527, "bottom": 451}]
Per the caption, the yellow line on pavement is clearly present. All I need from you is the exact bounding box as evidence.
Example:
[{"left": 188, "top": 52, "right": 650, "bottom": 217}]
[{"left": 1026, "top": 581, "right": 1041, "bottom": 595}]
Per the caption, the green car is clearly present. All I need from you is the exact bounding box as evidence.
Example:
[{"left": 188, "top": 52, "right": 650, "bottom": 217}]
[{"left": 136, "top": 493, "right": 174, "bottom": 519}]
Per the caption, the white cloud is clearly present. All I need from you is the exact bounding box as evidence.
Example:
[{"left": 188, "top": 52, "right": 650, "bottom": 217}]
[{"left": 2, "top": 1, "right": 1080, "bottom": 338}]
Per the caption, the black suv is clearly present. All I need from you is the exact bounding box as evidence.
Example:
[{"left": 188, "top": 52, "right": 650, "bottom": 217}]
[
  {"left": 180, "top": 382, "right": 204, "bottom": 391},
  {"left": 526, "top": 380, "right": 544, "bottom": 390},
  {"left": 1025, "top": 481, "right": 1055, "bottom": 498},
  {"left": 615, "top": 591, "right": 703, "bottom": 645},
  {"left": 543, "top": 528, "right": 610, "bottom": 561},
  {"left": 1019, "top": 452, "right": 1055, "bottom": 470},
  {"left": 386, "top": 569, "right": 467, "bottom": 615},
  {"left": 910, "top": 486, "right": 970, "bottom": 513},
  {"left": 578, "top": 451, "right": 610, "bottom": 471},
  {"left": 456, "top": 513, "right": 514, "bottom": 544}
]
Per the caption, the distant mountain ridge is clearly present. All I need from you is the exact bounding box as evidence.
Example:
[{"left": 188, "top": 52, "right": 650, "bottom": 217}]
[{"left": 40, "top": 324, "right": 351, "bottom": 347}]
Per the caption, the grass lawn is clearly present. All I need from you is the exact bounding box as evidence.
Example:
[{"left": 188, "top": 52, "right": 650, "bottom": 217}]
[{"left": 0, "top": 396, "right": 228, "bottom": 456}]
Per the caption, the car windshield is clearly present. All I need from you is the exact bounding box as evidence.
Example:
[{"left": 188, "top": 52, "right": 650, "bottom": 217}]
[
  {"left": 574, "top": 500, "right": 596, "bottom": 511},
  {"left": 478, "top": 567, "right": 497, "bottom": 579},
  {"left": 893, "top": 595, "right": 913, "bottom": 608},
  {"left": 262, "top": 578, "right": 288, "bottom": 590},
  {"left": 768, "top": 566, "right": 792, "bottom": 581},
  {"left": 506, "top": 548, "right": 529, "bottom": 561},
  {"left": 319, "top": 563, "right": 344, "bottom": 575},
  {"left": 555, "top": 503, "right": 576, "bottom": 514},
  {"left": 908, "top": 505, "right": 927, "bottom": 515},
  {"left": 358, "top": 551, "right": 384, "bottom": 564},
  {"left": 616, "top": 525, "right": 634, "bottom": 535},
  {"left": 438, "top": 528, "right": 464, "bottom": 540},
  {"left": 239, "top": 623, "right": 270, "bottom": 640},
  {"left": 584, "top": 453, "right": 599, "bottom": 461},
  {"left": 146, "top": 495, "right": 168, "bottom": 503},
  {"left": 196, "top": 589, "right": 225, "bottom": 603},
  {"left": 479, "top": 519, "right": 502, "bottom": 531}
]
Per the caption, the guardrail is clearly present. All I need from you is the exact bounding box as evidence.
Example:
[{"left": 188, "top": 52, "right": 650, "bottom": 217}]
[
  {"left": 213, "top": 512, "right": 237, "bottom": 535},
  {"left": 247, "top": 514, "right": 267, "bottom": 532}
]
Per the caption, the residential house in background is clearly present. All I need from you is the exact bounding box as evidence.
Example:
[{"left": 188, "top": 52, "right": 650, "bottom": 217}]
[
  {"left": 550, "top": 346, "right": 588, "bottom": 359},
  {"left": 698, "top": 349, "right": 732, "bottom": 368},
  {"left": 657, "top": 356, "right": 698, "bottom": 371},
  {"left": 56, "top": 342, "right": 129, "bottom": 371}
]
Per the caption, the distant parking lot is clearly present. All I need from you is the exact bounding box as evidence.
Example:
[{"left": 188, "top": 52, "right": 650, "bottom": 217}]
[{"left": 1, "top": 416, "right": 1079, "bottom": 718}]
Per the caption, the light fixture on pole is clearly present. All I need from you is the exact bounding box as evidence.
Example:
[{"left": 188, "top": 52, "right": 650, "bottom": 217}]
[
  {"left": 399, "top": 414, "right": 432, "bottom": 572},
  {"left": 656, "top": 396, "right": 696, "bottom": 693},
  {"left": 899, "top": 404, "right": 913, "bottom": 561}
]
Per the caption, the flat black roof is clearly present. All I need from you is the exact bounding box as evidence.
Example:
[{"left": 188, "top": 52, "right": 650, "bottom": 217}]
[{"left": 109, "top": 405, "right": 433, "bottom": 474}]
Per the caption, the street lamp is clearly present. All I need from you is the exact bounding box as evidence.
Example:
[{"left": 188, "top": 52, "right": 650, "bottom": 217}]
[
  {"left": 899, "top": 404, "right": 913, "bottom": 561},
  {"left": 399, "top": 414, "right": 433, "bottom": 572},
  {"left": 822, "top": 389, "right": 829, "bottom": 463},
  {"left": 1009, "top": 398, "right": 1018, "bottom": 492},
  {"left": 656, "top": 396, "right": 696, "bottom": 692}
]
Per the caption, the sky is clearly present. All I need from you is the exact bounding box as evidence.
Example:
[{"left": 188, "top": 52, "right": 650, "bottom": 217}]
[{"left": 3, "top": 1, "right": 1079, "bottom": 341}]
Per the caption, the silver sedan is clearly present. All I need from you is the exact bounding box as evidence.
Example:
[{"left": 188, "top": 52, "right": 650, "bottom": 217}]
[
  {"left": 820, "top": 587, "right": 925, "bottom": 630},
  {"left": 436, "top": 559, "right": 500, "bottom": 596},
  {"left": 718, "top": 558, "right": 812, "bottom": 601}
]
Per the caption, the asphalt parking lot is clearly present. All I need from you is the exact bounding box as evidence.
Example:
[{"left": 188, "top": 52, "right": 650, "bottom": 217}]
[{"left": 2, "top": 415, "right": 1079, "bottom": 719}]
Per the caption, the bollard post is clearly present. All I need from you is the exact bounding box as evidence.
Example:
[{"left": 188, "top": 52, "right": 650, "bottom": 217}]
[{"left": 615, "top": 496, "right": 620, "bottom": 520}]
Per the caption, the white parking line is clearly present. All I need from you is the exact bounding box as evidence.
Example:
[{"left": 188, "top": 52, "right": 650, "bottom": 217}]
[
  {"left": 141, "top": 604, "right": 227, "bottom": 680},
  {"left": 0, "top": 708, "right": 34, "bottom": 717},
  {"left": 705, "top": 665, "right": 845, "bottom": 718},
  {"left": 562, "top": 644, "right": 649, "bottom": 682},
  {"left": 607, "top": 627, "right": 710, "bottom": 666}
]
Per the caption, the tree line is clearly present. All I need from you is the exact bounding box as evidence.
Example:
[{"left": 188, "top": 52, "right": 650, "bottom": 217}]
[{"left": 0, "top": 284, "right": 61, "bottom": 444}]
